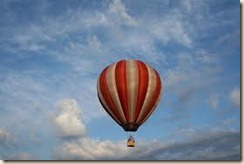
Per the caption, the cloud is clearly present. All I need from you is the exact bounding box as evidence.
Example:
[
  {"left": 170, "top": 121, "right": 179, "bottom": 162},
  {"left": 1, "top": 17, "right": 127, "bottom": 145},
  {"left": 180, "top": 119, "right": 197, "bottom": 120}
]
[
  {"left": 0, "top": 129, "right": 12, "bottom": 148},
  {"left": 53, "top": 133, "right": 167, "bottom": 160},
  {"left": 53, "top": 138, "right": 128, "bottom": 160},
  {"left": 0, "top": 128, "right": 19, "bottom": 159},
  {"left": 221, "top": 117, "right": 237, "bottom": 127},
  {"left": 4, "top": 152, "right": 35, "bottom": 160},
  {"left": 164, "top": 65, "right": 221, "bottom": 108},
  {"left": 0, "top": 6, "right": 108, "bottom": 54},
  {"left": 0, "top": 0, "right": 240, "bottom": 160},
  {"left": 28, "top": 133, "right": 42, "bottom": 145},
  {"left": 229, "top": 88, "right": 240, "bottom": 107},
  {"left": 53, "top": 99, "right": 86, "bottom": 138},
  {"left": 149, "top": 11, "right": 192, "bottom": 47},
  {"left": 160, "top": 47, "right": 228, "bottom": 113},
  {"left": 53, "top": 129, "right": 240, "bottom": 160},
  {"left": 139, "top": 132, "right": 240, "bottom": 160},
  {"left": 108, "top": 0, "right": 138, "bottom": 26},
  {"left": 0, "top": 70, "right": 53, "bottom": 132},
  {"left": 52, "top": 99, "right": 240, "bottom": 160},
  {"left": 0, "top": 71, "right": 47, "bottom": 100},
  {"left": 0, "top": 0, "right": 194, "bottom": 67}
]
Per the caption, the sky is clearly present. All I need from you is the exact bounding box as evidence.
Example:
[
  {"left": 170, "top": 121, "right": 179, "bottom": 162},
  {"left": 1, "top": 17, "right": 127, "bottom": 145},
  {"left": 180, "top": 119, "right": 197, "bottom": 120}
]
[{"left": 0, "top": 0, "right": 240, "bottom": 160}]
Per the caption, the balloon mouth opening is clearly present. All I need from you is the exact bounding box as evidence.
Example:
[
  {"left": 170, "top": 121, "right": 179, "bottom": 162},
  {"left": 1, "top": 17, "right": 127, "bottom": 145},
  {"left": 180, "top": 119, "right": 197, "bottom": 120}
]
[{"left": 122, "top": 123, "right": 139, "bottom": 132}]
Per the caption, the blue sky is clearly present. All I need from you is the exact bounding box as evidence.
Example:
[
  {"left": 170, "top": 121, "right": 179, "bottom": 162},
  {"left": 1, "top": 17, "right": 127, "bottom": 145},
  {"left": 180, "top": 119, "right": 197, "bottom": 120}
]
[{"left": 0, "top": 0, "right": 240, "bottom": 160}]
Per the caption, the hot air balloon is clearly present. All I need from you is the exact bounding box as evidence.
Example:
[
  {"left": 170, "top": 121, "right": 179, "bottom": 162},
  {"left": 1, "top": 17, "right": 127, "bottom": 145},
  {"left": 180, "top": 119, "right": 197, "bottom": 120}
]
[{"left": 97, "top": 59, "right": 162, "bottom": 147}]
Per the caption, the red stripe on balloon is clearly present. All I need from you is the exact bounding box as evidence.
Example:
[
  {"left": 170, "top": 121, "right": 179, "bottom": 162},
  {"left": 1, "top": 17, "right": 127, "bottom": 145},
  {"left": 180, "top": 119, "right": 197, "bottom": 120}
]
[
  {"left": 97, "top": 93, "right": 122, "bottom": 125},
  {"left": 99, "top": 66, "right": 124, "bottom": 125},
  {"left": 137, "top": 69, "right": 161, "bottom": 124},
  {"left": 115, "top": 60, "right": 129, "bottom": 122},
  {"left": 134, "top": 60, "right": 149, "bottom": 122}
]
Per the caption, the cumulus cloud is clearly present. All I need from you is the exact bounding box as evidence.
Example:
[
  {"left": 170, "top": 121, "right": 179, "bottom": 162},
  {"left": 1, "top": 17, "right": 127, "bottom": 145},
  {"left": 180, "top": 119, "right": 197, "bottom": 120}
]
[
  {"left": 51, "top": 98, "right": 160, "bottom": 160},
  {"left": 53, "top": 135, "right": 167, "bottom": 160},
  {"left": 229, "top": 88, "right": 240, "bottom": 107},
  {"left": 0, "top": 0, "right": 240, "bottom": 160},
  {"left": 54, "top": 138, "right": 128, "bottom": 160},
  {"left": 53, "top": 130, "right": 240, "bottom": 160},
  {"left": 52, "top": 99, "right": 240, "bottom": 160},
  {"left": 53, "top": 99, "right": 86, "bottom": 138}
]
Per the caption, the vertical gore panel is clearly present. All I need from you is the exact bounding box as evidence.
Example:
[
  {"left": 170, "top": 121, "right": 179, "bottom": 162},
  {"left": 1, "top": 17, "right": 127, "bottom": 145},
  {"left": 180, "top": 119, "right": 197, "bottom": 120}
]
[
  {"left": 97, "top": 75, "right": 122, "bottom": 125},
  {"left": 126, "top": 60, "right": 139, "bottom": 123},
  {"left": 138, "top": 69, "right": 162, "bottom": 124},
  {"left": 115, "top": 60, "right": 129, "bottom": 122},
  {"left": 134, "top": 60, "right": 149, "bottom": 122},
  {"left": 99, "top": 67, "right": 125, "bottom": 124},
  {"left": 135, "top": 65, "right": 157, "bottom": 124},
  {"left": 106, "top": 63, "right": 127, "bottom": 123}
]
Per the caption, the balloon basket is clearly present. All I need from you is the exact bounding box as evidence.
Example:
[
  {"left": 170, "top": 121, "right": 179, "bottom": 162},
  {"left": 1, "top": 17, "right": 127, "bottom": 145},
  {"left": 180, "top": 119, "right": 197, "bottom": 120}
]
[{"left": 127, "top": 135, "right": 135, "bottom": 147}]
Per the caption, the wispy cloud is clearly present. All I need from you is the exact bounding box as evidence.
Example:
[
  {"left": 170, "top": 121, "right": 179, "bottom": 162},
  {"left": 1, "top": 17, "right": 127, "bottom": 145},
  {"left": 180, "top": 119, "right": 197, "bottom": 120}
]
[
  {"left": 0, "top": 0, "right": 240, "bottom": 160},
  {"left": 229, "top": 88, "right": 240, "bottom": 108},
  {"left": 108, "top": 0, "right": 138, "bottom": 26},
  {"left": 0, "top": 129, "right": 12, "bottom": 148},
  {"left": 139, "top": 132, "right": 240, "bottom": 160}
]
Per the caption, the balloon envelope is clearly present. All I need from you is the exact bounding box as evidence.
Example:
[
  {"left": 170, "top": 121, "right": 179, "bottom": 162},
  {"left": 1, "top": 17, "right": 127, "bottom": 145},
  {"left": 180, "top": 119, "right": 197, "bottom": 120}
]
[{"left": 97, "top": 59, "right": 162, "bottom": 131}]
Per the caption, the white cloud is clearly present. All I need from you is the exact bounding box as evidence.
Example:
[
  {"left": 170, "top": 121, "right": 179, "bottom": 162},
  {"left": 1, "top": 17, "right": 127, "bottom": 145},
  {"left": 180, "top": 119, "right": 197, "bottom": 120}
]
[
  {"left": 53, "top": 99, "right": 86, "bottom": 137},
  {"left": 0, "top": 71, "right": 47, "bottom": 99},
  {"left": 0, "top": 71, "right": 52, "bottom": 125},
  {"left": 164, "top": 70, "right": 188, "bottom": 89},
  {"left": 108, "top": 0, "right": 138, "bottom": 26},
  {"left": 52, "top": 96, "right": 240, "bottom": 160},
  {"left": 229, "top": 88, "right": 240, "bottom": 107},
  {"left": 88, "top": 35, "right": 102, "bottom": 50},
  {"left": 53, "top": 125, "right": 240, "bottom": 160},
  {"left": 0, "top": 0, "right": 240, "bottom": 160},
  {"left": 0, "top": 0, "right": 194, "bottom": 67},
  {"left": 149, "top": 11, "right": 192, "bottom": 47},
  {"left": 51, "top": 98, "right": 166, "bottom": 160},
  {"left": 54, "top": 138, "right": 127, "bottom": 160},
  {"left": 0, "top": 9, "right": 108, "bottom": 53},
  {"left": 53, "top": 136, "right": 165, "bottom": 160}
]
